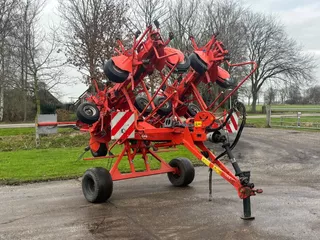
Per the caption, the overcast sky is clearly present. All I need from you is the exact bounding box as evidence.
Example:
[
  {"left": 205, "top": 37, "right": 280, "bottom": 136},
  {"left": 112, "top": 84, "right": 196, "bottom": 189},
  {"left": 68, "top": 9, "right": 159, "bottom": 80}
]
[
  {"left": 41, "top": 0, "right": 320, "bottom": 102},
  {"left": 245, "top": 0, "right": 320, "bottom": 78}
]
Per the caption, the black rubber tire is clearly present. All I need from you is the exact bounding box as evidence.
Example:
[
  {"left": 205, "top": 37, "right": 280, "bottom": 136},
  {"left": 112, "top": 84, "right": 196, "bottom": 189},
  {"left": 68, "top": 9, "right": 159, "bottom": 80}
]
[
  {"left": 76, "top": 102, "right": 100, "bottom": 124},
  {"left": 104, "top": 59, "right": 129, "bottom": 83},
  {"left": 187, "top": 103, "right": 201, "bottom": 117},
  {"left": 134, "top": 96, "right": 152, "bottom": 116},
  {"left": 91, "top": 143, "right": 108, "bottom": 157},
  {"left": 168, "top": 55, "right": 191, "bottom": 73},
  {"left": 133, "top": 65, "right": 145, "bottom": 81},
  {"left": 176, "top": 55, "right": 190, "bottom": 72},
  {"left": 189, "top": 52, "right": 207, "bottom": 74},
  {"left": 168, "top": 158, "right": 195, "bottom": 187},
  {"left": 82, "top": 167, "right": 113, "bottom": 203},
  {"left": 154, "top": 96, "right": 172, "bottom": 116},
  {"left": 216, "top": 78, "right": 236, "bottom": 89}
]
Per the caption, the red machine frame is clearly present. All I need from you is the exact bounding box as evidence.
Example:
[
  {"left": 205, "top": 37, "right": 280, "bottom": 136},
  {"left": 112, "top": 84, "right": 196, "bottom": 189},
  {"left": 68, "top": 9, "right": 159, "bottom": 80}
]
[{"left": 76, "top": 22, "right": 262, "bottom": 220}]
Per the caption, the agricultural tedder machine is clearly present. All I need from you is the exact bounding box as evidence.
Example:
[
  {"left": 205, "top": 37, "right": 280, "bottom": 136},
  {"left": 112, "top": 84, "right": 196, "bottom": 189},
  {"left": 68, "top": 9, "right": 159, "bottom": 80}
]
[{"left": 76, "top": 21, "right": 262, "bottom": 220}]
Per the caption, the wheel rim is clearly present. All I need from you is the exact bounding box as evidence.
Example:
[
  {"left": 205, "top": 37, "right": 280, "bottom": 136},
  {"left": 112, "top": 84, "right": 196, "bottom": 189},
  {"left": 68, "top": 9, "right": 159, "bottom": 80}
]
[
  {"left": 139, "top": 98, "right": 151, "bottom": 111},
  {"left": 190, "top": 106, "right": 199, "bottom": 113},
  {"left": 171, "top": 167, "right": 181, "bottom": 179},
  {"left": 140, "top": 99, "right": 148, "bottom": 107},
  {"left": 85, "top": 177, "right": 95, "bottom": 195},
  {"left": 171, "top": 172, "right": 180, "bottom": 179},
  {"left": 83, "top": 105, "right": 97, "bottom": 116}
]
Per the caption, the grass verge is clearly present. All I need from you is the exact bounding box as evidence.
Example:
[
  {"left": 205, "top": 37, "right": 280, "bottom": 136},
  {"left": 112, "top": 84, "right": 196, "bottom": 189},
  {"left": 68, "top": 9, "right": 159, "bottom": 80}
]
[
  {"left": 245, "top": 104, "right": 320, "bottom": 113},
  {"left": 0, "top": 146, "right": 203, "bottom": 185},
  {"left": 246, "top": 116, "right": 320, "bottom": 130},
  {"left": 0, "top": 127, "right": 36, "bottom": 136},
  {"left": 246, "top": 118, "right": 267, "bottom": 128},
  {"left": 0, "top": 129, "right": 89, "bottom": 151}
]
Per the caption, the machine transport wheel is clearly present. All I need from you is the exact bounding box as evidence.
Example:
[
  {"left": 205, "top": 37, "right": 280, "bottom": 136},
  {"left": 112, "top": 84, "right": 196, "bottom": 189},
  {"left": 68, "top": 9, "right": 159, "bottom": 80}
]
[
  {"left": 134, "top": 96, "right": 152, "bottom": 116},
  {"left": 154, "top": 96, "right": 173, "bottom": 116},
  {"left": 186, "top": 103, "right": 201, "bottom": 117},
  {"left": 189, "top": 52, "right": 207, "bottom": 74},
  {"left": 76, "top": 102, "right": 100, "bottom": 124},
  {"left": 104, "top": 59, "right": 129, "bottom": 83},
  {"left": 91, "top": 143, "right": 108, "bottom": 157},
  {"left": 82, "top": 167, "right": 113, "bottom": 203},
  {"left": 167, "top": 157, "right": 195, "bottom": 187}
]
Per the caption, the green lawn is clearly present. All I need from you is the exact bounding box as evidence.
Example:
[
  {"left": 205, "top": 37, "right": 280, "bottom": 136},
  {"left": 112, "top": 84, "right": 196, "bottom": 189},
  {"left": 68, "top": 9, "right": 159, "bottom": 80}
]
[
  {"left": 0, "top": 127, "right": 36, "bottom": 136},
  {"left": 0, "top": 128, "right": 89, "bottom": 152},
  {"left": 246, "top": 116, "right": 320, "bottom": 129},
  {"left": 246, "top": 104, "right": 320, "bottom": 113},
  {"left": 1, "top": 106, "right": 319, "bottom": 185},
  {"left": 270, "top": 104, "right": 320, "bottom": 108},
  {"left": 0, "top": 146, "right": 202, "bottom": 184},
  {"left": 271, "top": 116, "right": 320, "bottom": 128},
  {"left": 246, "top": 118, "right": 267, "bottom": 128}
]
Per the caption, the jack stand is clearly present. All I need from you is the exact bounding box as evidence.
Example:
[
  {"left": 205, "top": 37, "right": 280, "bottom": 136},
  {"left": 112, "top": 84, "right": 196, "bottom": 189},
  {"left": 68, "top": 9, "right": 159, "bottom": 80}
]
[
  {"left": 241, "top": 197, "right": 255, "bottom": 220},
  {"left": 208, "top": 168, "right": 213, "bottom": 201},
  {"left": 222, "top": 143, "right": 256, "bottom": 220}
]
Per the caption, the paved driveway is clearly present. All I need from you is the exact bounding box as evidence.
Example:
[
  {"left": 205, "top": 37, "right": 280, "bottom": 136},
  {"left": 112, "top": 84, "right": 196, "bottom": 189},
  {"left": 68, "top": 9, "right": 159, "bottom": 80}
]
[{"left": 1, "top": 128, "right": 319, "bottom": 240}]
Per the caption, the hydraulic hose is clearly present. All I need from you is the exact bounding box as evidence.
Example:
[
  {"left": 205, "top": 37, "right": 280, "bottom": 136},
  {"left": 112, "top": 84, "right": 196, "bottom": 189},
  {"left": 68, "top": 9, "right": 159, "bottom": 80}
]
[
  {"left": 206, "top": 108, "right": 235, "bottom": 132},
  {"left": 215, "top": 101, "right": 246, "bottom": 160},
  {"left": 208, "top": 101, "right": 246, "bottom": 200}
]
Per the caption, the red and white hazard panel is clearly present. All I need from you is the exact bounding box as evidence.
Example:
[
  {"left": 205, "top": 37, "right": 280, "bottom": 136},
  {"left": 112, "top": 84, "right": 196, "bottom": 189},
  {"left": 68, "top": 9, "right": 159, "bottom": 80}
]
[
  {"left": 225, "top": 112, "right": 239, "bottom": 134},
  {"left": 111, "top": 111, "right": 135, "bottom": 140}
]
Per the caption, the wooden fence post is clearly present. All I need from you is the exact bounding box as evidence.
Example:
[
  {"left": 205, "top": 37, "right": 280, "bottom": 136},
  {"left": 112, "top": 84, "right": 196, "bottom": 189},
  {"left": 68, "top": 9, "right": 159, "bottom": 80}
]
[{"left": 266, "top": 105, "right": 271, "bottom": 128}]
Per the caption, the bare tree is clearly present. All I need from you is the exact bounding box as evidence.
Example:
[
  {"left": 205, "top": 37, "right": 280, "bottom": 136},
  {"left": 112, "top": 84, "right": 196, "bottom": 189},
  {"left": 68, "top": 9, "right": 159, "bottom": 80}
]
[
  {"left": 286, "top": 84, "right": 302, "bottom": 104},
  {"left": 0, "top": 0, "right": 20, "bottom": 121},
  {"left": 238, "top": 83, "right": 252, "bottom": 106},
  {"left": 0, "top": 0, "right": 65, "bottom": 123},
  {"left": 58, "top": 0, "right": 128, "bottom": 85},
  {"left": 166, "top": 0, "right": 202, "bottom": 52},
  {"left": 204, "top": 0, "right": 246, "bottom": 65},
  {"left": 18, "top": 0, "right": 46, "bottom": 121},
  {"left": 243, "top": 12, "right": 316, "bottom": 112},
  {"left": 264, "top": 86, "right": 277, "bottom": 105},
  {"left": 304, "top": 86, "right": 320, "bottom": 104},
  {"left": 27, "top": 29, "right": 65, "bottom": 117},
  {"left": 130, "top": 0, "right": 168, "bottom": 30},
  {"left": 278, "top": 86, "right": 288, "bottom": 104}
]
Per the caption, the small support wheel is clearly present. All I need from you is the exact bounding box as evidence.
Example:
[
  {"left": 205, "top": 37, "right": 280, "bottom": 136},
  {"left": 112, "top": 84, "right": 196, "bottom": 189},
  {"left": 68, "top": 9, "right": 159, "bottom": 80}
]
[
  {"left": 189, "top": 52, "right": 207, "bottom": 74},
  {"left": 167, "top": 157, "right": 195, "bottom": 187},
  {"left": 91, "top": 143, "right": 108, "bottom": 157},
  {"left": 175, "top": 55, "right": 191, "bottom": 73},
  {"left": 186, "top": 103, "right": 201, "bottom": 117},
  {"left": 76, "top": 102, "right": 100, "bottom": 124},
  {"left": 104, "top": 59, "right": 129, "bottom": 83},
  {"left": 154, "top": 96, "right": 172, "bottom": 116},
  {"left": 82, "top": 167, "right": 113, "bottom": 203},
  {"left": 134, "top": 96, "right": 152, "bottom": 116},
  {"left": 167, "top": 55, "right": 191, "bottom": 73}
]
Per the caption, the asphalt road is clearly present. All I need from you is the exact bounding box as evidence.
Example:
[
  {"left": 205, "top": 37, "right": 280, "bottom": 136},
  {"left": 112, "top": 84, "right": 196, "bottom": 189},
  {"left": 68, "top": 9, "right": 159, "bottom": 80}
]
[{"left": 0, "top": 128, "right": 320, "bottom": 240}]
